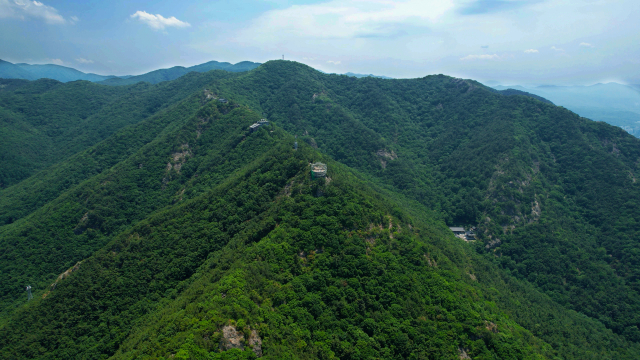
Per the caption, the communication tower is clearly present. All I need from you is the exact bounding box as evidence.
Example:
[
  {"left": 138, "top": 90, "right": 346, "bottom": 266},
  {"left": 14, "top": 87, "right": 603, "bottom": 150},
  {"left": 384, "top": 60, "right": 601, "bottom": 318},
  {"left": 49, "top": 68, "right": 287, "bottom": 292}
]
[{"left": 26, "top": 285, "right": 32, "bottom": 301}]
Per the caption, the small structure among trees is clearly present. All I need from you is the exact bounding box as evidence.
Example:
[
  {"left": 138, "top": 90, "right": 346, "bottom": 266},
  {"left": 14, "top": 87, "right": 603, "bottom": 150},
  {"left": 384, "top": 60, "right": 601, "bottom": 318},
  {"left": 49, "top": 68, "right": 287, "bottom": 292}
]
[
  {"left": 248, "top": 119, "right": 269, "bottom": 132},
  {"left": 449, "top": 226, "right": 476, "bottom": 241},
  {"left": 311, "top": 162, "right": 327, "bottom": 178}
]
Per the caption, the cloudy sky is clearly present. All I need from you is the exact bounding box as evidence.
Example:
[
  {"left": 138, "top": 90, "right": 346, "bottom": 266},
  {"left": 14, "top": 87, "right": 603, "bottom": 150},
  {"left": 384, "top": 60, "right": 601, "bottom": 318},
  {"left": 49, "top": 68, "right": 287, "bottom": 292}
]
[{"left": 1, "top": 0, "right": 639, "bottom": 84}]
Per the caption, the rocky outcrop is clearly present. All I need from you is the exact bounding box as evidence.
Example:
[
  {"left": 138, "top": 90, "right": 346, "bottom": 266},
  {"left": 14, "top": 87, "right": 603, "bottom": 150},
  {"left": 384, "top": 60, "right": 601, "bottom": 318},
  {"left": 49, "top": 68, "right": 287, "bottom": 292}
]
[
  {"left": 220, "top": 325, "right": 262, "bottom": 357},
  {"left": 248, "top": 330, "right": 263, "bottom": 357},
  {"left": 221, "top": 325, "right": 244, "bottom": 350}
]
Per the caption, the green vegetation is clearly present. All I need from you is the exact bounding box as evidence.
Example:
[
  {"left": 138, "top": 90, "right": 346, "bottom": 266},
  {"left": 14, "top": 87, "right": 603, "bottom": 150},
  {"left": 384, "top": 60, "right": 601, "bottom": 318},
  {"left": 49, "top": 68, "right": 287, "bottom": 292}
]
[
  {"left": 208, "top": 61, "right": 640, "bottom": 341},
  {"left": 0, "top": 70, "right": 239, "bottom": 190},
  {"left": 1, "top": 60, "right": 640, "bottom": 359}
]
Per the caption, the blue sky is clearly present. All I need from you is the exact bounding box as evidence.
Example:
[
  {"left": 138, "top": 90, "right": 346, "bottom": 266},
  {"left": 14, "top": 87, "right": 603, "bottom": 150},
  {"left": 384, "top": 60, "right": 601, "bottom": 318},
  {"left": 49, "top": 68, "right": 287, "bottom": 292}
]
[{"left": 1, "top": 0, "right": 639, "bottom": 85}]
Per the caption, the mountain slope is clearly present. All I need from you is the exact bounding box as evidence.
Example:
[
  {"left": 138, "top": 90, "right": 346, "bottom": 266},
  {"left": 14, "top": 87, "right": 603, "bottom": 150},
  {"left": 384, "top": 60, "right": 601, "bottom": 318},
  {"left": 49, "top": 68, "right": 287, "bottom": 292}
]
[
  {"left": 492, "top": 83, "right": 640, "bottom": 137},
  {"left": 1, "top": 61, "right": 640, "bottom": 358},
  {"left": 0, "top": 70, "right": 239, "bottom": 189},
  {"left": 1, "top": 105, "right": 637, "bottom": 358},
  {"left": 200, "top": 61, "right": 640, "bottom": 342}
]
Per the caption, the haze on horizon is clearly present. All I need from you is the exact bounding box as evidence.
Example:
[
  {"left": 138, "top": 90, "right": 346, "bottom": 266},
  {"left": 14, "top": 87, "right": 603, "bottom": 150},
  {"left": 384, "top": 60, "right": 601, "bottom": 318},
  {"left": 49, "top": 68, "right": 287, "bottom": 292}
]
[{"left": 1, "top": 0, "right": 638, "bottom": 85}]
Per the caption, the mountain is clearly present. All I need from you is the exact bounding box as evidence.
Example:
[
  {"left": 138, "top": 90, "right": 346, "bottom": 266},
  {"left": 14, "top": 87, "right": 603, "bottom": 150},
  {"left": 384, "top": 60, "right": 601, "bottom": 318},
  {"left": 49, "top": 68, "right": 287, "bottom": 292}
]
[
  {"left": 0, "top": 59, "right": 37, "bottom": 80},
  {"left": 492, "top": 83, "right": 640, "bottom": 137},
  {"left": 0, "top": 59, "right": 261, "bottom": 85},
  {"left": 0, "top": 59, "right": 115, "bottom": 82},
  {"left": 98, "top": 61, "right": 262, "bottom": 86},
  {"left": 190, "top": 61, "right": 640, "bottom": 343},
  {"left": 490, "top": 88, "right": 554, "bottom": 104},
  {"left": 15, "top": 63, "right": 116, "bottom": 82},
  {"left": 0, "top": 70, "right": 240, "bottom": 189},
  {"left": 1, "top": 61, "right": 640, "bottom": 359}
]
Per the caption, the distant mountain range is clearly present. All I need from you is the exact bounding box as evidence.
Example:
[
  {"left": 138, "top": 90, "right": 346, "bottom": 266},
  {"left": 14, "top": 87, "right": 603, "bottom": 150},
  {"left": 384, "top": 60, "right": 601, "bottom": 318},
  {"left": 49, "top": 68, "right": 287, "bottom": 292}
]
[
  {"left": 98, "top": 60, "right": 262, "bottom": 85},
  {"left": 0, "top": 59, "right": 118, "bottom": 82},
  {"left": 491, "top": 82, "right": 640, "bottom": 137},
  {"left": 0, "top": 59, "right": 396, "bottom": 85},
  {"left": 0, "top": 59, "right": 262, "bottom": 85},
  {"left": 3, "top": 58, "right": 639, "bottom": 138}
]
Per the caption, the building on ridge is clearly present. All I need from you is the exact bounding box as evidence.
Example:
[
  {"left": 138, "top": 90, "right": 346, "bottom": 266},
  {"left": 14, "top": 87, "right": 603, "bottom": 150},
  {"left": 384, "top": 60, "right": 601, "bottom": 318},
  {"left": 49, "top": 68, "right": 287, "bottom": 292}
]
[
  {"left": 249, "top": 119, "right": 269, "bottom": 132},
  {"left": 311, "top": 162, "right": 327, "bottom": 178}
]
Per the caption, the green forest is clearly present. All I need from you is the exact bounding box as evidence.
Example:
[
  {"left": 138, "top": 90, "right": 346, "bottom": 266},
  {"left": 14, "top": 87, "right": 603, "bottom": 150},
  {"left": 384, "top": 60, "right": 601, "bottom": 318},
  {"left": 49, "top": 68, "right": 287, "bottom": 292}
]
[{"left": 0, "top": 61, "right": 639, "bottom": 359}]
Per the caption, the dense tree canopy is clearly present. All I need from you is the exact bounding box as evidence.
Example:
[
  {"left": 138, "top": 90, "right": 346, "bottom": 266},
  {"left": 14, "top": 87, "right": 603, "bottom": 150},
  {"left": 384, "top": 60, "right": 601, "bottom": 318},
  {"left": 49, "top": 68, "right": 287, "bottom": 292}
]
[{"left": 1, "top": 61, "right": 639, "bottom": 359}]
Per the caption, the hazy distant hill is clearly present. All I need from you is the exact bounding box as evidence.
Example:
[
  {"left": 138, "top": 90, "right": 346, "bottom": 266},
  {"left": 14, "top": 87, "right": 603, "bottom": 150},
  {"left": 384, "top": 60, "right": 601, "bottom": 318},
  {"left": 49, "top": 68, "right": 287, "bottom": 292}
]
[
  {"left": 0, "top": 59, "right": 37, "bottom": 80},
  {"left": 99, "top": 60, "right": 262, "bottom": 85},
  {"left": 0, "top": 59, "right": 261, "bottom": 85},
  {"left": 344, "top": 71, "right": 393, "bottom": 79},
  {"left": 15, "top": 63, "right": 115, "bottom": 82},
  {"left": 492, "top": 82, "right": 640, "bottom": 137}
]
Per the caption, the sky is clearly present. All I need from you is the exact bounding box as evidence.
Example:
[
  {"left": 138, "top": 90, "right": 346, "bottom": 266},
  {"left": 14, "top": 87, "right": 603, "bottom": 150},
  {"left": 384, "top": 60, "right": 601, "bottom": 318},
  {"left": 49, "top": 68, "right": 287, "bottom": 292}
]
[{"left": 1, "top": 0, "right": 639, "bottom": 85}]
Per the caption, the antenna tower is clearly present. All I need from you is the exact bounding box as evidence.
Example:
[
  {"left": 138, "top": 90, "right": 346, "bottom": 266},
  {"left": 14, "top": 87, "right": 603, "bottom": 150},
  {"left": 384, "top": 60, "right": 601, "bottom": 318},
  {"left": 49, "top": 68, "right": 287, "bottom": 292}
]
[{"left": 26, "top": 285, "right": 32, "bottom": 301}]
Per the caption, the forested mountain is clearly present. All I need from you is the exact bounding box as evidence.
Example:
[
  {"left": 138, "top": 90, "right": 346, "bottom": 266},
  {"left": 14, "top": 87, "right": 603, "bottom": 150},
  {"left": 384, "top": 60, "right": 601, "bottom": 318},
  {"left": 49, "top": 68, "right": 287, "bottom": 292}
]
[
  {"left": 1, "top": 61, "right": 639, "bottom": 359},
  {"left": 0, "top": 70, "right": 240, "bottom": 189},
  {"left": 492, "top": 83, "right": 640, "bottom": 138}
]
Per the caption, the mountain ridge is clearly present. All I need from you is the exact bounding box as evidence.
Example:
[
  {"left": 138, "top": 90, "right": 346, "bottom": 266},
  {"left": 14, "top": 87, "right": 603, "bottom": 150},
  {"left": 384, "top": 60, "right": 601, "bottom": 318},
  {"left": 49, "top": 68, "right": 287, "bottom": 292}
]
[
  {"left": 1, "top": 60, "right": 640, "bottom": 358},
  {"left": 491, "top": 82, "right": 640, "bottom": 137},
  {"left": 0, "top": 59, "right": 261, "bottom": 84}
]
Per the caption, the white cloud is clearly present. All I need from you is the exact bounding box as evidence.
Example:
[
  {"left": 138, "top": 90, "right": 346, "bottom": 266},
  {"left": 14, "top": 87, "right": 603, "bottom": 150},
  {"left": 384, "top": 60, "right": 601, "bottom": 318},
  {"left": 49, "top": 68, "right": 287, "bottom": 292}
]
[
  {"left": 236, "top": 0, "right": 454, "bottom": 42},
  {"left": 551, "top": 46, "right": 564, "bottom": 51},
  {"left": 48, "top": 58, "right": 64, "bottom": 65},
  {"left": 327, "top": 60, "right": 341, "bottom": 65},
  {"left": 130, "top": 11, "right": 190, "bottom": 30},
  {"left": 76, "top": 58, "right": 93, "bottom": 64},
  {"left": 524, "top": 49, "right": 539, "bottom": 53},
  {"left": 580, "top": 42, "right": 594, "bottom": 48},
  {"left": 0, "top": 0, "right": 66, "bottom": 24},
  {"left": 460, "top": 54, "right": 500, "bottom": 61}
]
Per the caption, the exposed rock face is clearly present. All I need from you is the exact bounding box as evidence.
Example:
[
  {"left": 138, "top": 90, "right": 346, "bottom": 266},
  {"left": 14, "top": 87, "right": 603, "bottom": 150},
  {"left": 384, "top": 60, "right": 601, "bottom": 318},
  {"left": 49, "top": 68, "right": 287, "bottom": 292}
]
[
  {"left": 221, "top": 325, "right": 244, "bottom": 350},
  {"left": 485, "top": 321, "right": 498, "bottom": 333},
  {"left": 57, "top": 261, "right": 82, "bottom": 281},
  {"left": 220, "top": 325, "right": 262, "bottom": 357},
  {"left": 376, "top": 149, "right": 398, "bottom": 160},
  {"left": 248, "top": 329, "right": 263, "bottom": 357},
  {"left": 43, "top": 261, "right": 83, "bottom": 298}
]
